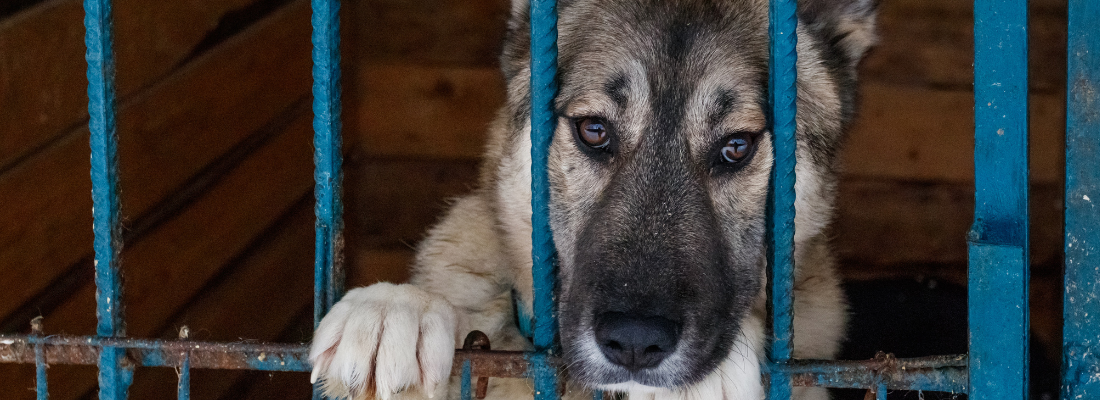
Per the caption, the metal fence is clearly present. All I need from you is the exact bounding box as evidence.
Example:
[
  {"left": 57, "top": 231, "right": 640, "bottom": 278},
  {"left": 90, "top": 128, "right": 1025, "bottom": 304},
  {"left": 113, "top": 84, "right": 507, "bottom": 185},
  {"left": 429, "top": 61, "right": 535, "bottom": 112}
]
[{"left": 0, "top": 0, "right": 1097, "bottom": 399}]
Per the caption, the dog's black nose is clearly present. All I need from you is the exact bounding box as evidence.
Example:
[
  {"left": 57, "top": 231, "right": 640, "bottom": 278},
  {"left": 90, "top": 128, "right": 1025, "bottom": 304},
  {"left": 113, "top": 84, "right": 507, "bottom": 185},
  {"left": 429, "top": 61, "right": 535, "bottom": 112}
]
[{"left": 594, "top": 312, "right": 680, "bottom": 370}]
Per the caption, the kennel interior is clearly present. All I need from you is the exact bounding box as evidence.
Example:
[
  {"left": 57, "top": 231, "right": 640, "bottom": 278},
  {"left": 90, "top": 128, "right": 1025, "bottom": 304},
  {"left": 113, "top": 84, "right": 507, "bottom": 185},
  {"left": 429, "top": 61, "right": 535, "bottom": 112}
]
[{"left": 0, "top": 0, "right": 1094, "bottom": 399}]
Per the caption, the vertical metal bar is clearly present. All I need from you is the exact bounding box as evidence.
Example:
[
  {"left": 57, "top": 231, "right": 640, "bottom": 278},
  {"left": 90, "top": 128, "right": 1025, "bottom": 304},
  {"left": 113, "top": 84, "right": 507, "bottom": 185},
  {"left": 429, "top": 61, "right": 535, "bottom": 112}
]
[
  {"left": 529, "top": 0, "right": 561, "bottom": 398},
  {"left": 969, "top": 0, "right": 1029, "bottom": 399},
  {"left": 32, "top": 318, "right": 47, "bottom": 400},
  {"left": 461, "top": 360, "right": 473, "bottom": 400},
  {"left": 177, "top": 327, "right": 190, "bottom": 400},
  {"left": 765, "top": 0, "right": 797, "bottom": 397},
  {"left": 875, "top": 382, "right": 887, "bottom": 400},
  {"left": 311, "top": 0, "right": 343, "bottom": 397},
  {"left": 1062, "top": 0, "right": 1100, "bottom": 398},
  {"left": 177, "top": 352, "right": 190, "bottom": 400},
  {"left": 311, "top": 0, "right": 345, "bottom": 328},
  {"left": 84, "top": 0, "right": 133, "bottom": 398}
]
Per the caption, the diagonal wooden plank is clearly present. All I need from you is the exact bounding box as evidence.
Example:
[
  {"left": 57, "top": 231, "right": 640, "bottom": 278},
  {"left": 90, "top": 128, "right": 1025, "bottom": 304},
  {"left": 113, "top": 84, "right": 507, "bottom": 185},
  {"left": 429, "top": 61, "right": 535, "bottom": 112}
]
[
  {"left": 0, "top": 0, "right": 312, "bottom": 323},
  {"left": 0, "top": 106, "right": 315, "bottom": 400},
  {"left": 0, "top": 0, "right": 286, "bottom": 172}
]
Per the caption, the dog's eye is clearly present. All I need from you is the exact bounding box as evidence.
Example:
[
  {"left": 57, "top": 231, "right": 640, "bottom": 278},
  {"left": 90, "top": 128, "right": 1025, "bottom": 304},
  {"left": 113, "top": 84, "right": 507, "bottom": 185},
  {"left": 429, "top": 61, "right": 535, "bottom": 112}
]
[
  {"left": 719, "top": 133, "right": 755, "bottom": 164},
  {"left": 576, "top": 117, "right": 611, "bottom": 149}
]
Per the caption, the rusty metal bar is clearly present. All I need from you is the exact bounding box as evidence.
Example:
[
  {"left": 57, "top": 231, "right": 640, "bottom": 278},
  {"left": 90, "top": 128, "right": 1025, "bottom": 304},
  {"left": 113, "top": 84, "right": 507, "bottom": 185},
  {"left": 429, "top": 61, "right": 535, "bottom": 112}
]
[
  {"left": 0, "top": 334, "right": 533, "bottom": 377},
  {"left": 463, "top": 331, "right": 492, "bottom": 399},
  {"left": 0, "top": 333, "right": 968, "bottom": 394},
  {"left": 783, "top": 354, "right": 968, "bottom": 393},
  {"left": 450, "top": 350, "right": 532, "bottom": 379},
  {"left": 0, "top": 335, "right": 310, "bottom": 371}
]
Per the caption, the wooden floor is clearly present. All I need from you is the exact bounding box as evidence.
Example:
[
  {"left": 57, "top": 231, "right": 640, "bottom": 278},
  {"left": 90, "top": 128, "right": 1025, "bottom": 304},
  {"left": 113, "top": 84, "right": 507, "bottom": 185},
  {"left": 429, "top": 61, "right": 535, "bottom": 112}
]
[{"left": 0, "top": 0, "right": 1068, "bottom": 398}]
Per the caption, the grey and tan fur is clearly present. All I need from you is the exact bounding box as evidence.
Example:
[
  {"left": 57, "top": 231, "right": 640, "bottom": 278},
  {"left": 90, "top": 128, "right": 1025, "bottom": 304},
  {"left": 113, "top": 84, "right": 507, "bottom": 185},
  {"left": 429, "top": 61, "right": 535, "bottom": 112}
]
[{"left": 310, "top": 0, "right": 876, "bottom": 399}]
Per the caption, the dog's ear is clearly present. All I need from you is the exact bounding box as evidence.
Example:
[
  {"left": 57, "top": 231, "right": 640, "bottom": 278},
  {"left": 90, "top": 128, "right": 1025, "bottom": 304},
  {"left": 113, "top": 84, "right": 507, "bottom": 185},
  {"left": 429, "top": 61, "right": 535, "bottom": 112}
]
[{"left": 799, "top": 0, "right": 878, "bottom": 67}]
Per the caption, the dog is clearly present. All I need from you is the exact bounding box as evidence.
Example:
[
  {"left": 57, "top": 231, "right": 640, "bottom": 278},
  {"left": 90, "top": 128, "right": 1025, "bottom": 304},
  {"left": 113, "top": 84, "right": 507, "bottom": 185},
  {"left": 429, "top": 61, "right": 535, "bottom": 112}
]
[{"left": 309, "top": 0, "right": 876, "bottom": 398}]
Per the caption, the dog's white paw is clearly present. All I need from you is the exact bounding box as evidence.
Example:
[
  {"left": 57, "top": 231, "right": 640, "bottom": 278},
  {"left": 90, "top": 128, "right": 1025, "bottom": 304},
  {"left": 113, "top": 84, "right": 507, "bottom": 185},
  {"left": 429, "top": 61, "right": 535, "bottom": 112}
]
[{"left": 310, "top": 283, "right": 458, "bottom": 399}]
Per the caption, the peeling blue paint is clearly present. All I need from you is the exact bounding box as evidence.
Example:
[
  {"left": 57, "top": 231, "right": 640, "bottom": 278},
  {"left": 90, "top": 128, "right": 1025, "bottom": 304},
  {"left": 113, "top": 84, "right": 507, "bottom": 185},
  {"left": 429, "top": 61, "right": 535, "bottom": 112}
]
[
  {"left": 83, "top": 0, "right": 133, "bottom": 398},
  {"left": 1062, "top": 1, "right": 1100, "bottom": 399},
  {"left": 311, "top": 0, "right": 345, "bottom": 328},
  {"left": 311, "top": 1, "right": 344, "bottom": 398}
]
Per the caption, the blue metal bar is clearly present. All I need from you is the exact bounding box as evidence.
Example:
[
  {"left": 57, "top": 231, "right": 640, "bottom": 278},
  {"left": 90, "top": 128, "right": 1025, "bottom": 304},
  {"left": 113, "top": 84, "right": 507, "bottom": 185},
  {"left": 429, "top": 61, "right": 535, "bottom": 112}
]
[
  {"left": 84, "top": 0, "right": 133, "bottom": 398},
  {"left": 34, "top": 339, "right": 47, "bottom": 400},
  {"left": 969, "top": 0, "right": 1030, "bottom": 399},
  {"left": 526, "top": 353, "right": 558, "bottom": 400},
  {"left": 1062, "top": 0, "right": 1100, "bottom": 398},
  {"left": 461, "top": 360, "right": 473, "bottom": 400},
  {"left": 178, "top": 352, "right": 190, "bottom": 400},
  {"left": 0, "top": 332, "right": 976, "bottom": 393},
  {"left": 765, "top": 0, "right": 797, "bottom": 397},
  {"left": 311, "top": 2, "right": 343, "bottom": 398},
  {"left": 178, "top": 327, "right": 190, "bottom": 400},
  {"left": 529, "top": 0, "right": 561, "bottom": 398},
  {"left": 31, "top": 319, "right": 47, "bottom": 400},
  {"left": 875, "top": 382, "right": 887, "bottom": 400},
  {"left": 311, "top": 0, "right": 345, "bottom": 329}
]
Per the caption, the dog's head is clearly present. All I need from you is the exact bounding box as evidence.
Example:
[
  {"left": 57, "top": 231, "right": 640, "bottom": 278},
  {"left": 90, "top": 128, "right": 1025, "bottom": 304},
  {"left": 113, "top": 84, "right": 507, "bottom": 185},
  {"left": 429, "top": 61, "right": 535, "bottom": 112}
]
[{"left": 490, "top": 0, "right": 875, "bottom": 391}]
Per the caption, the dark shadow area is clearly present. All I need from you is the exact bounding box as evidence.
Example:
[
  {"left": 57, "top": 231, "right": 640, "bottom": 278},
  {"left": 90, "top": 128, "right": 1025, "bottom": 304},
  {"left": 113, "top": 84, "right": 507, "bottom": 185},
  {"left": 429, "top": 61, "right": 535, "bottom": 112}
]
[
  {"left": 832, "top": 278, "right": 1059, "bottom": 400},
  {"left": 0, "top": 0, "right": 48, "bottom": 20}
]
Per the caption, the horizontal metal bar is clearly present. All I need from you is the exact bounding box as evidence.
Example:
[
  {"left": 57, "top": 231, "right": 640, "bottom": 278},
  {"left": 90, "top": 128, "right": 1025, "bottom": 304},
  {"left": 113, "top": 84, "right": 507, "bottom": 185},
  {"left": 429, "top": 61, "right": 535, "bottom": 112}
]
[
  {"left": 451, "top": 350, "right": 532, "bottom": 379},
  {"left": 0, "top": 335, "right": 311, "bottom": 372},
  {"left": 0, "top": 334, "right": 967, "bottom": 392},
  {"left": 781, "top": 354, "right": 968, "bottom": 393},
  {"left": 0, "top": 335, "right": 535, "bottom": 377}
]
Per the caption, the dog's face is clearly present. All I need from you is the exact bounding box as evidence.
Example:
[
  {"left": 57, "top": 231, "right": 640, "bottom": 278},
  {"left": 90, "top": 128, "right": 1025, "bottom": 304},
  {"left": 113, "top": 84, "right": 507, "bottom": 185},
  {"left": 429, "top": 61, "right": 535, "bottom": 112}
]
[{"left": 494, "top": 0, "right": 875, "bottom": 391}]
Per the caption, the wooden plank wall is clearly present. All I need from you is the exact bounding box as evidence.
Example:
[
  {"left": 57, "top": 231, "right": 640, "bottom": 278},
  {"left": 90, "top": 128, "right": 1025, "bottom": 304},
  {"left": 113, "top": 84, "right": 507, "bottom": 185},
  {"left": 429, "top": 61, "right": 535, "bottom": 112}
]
[{"left": 0, "top": 0, "right": 1066, "bottom": 398}]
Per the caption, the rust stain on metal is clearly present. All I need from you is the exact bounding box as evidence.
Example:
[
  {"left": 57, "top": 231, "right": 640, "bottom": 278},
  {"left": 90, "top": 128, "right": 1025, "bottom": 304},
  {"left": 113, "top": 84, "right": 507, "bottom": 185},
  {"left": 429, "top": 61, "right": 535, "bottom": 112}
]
[
  {"left": 463, "top": 331, "right": 493, "bottom": 399},
  {"left": 3, "top": 332, "right": 966, "bottom": 394},
  {"left": 450, "top": 349, "right": 533, "bottom": 379},
  {"left": 786, "top": 352, "right": 968, "bottom": 393},
  {"left": 0, "top": 334, "right": 311, "bottom": 371}
]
